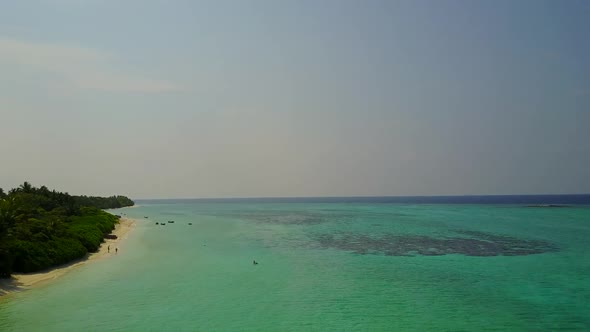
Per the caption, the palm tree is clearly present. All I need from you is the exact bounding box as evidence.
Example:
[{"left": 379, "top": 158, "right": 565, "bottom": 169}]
[{"left": 20, "top": 181, "right": 33, "bottom": 193}]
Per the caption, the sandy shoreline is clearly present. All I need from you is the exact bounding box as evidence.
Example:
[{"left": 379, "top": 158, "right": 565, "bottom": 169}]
[{"left": 0, "top": 217, "right": 136, "bottom": 297}]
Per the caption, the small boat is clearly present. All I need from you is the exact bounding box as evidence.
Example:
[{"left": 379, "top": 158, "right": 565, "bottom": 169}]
[
  {"left": 188, "top": 223, "right": 192, "bottom": 225},
  {"left": 144, "top": 216, "right": 148, "bottom": 219},
  {"left": 168, "top": 220, "right": 175, "bottom": 223},
  {"left": 155, "top": 222, "right": 159, "bottom": 225}
]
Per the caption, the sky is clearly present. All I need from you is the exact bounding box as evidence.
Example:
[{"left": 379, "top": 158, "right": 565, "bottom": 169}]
[{"left": 1, "top": 0, "right": 589, "bottom": 198}]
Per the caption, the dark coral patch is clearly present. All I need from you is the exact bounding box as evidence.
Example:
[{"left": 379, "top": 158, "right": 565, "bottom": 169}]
[
  {"left": 314, "top": 231, "right": 558, "bottom": 257},
  {"left": 240, "top": 212, "right": 332, "bottom": 225}
]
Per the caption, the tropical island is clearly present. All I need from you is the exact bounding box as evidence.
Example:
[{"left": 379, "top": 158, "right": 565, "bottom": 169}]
[{"left": 0, "top": 182, "right": 134, "bottom": 278}]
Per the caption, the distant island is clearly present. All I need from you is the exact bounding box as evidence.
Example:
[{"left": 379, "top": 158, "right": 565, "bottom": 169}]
[{"left": 0, "top": 182, "right": 134, "bottom": 278}]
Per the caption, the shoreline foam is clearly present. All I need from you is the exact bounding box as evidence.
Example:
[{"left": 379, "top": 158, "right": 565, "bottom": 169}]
[{"left": 0, "top": 217, "right": 136, "bottom": 297}]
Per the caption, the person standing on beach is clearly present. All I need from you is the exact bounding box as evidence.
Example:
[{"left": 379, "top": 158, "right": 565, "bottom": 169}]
[
  {"left": 115, "top": 248, "right": 118, "bottom": 254},
  {"left": 108, "top": 245, "right": 110, "bottom": 253}
]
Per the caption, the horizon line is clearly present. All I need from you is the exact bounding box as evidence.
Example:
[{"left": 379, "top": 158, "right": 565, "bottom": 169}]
[{"left": 132, "top": 193, "right": 590, "bottom": 201}]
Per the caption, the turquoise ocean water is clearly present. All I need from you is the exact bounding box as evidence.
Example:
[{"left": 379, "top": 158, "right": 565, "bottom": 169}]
[{"left": 1, "top": 198, "right": 589, "bottom": 331}]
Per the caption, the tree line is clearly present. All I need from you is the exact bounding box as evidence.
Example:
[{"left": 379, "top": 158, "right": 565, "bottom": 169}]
[{"left": 0, "top": 182, "right": 134, "bottom": 278}]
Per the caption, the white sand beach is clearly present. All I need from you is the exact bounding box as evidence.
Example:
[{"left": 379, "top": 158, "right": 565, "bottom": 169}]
[{"left": 0, "top": 217, "right": 136, "bottom": 296}]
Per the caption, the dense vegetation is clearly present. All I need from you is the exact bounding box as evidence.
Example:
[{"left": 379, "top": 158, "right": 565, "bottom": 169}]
[
  {"left": 0, "top": 182, "right": 134, "bottom": 278},
  {"left": 74, "top": 195, "right": 135, "bottom": 209}
]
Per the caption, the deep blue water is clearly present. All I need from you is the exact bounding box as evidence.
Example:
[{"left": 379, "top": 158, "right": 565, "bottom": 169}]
[{"left": 138, "top": 194, "right": 590, "bottom": 205}]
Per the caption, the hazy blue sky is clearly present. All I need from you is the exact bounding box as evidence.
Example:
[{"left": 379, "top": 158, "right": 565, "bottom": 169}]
[{"left": 1, "top": 0, "right": 589, "bottom": 198}]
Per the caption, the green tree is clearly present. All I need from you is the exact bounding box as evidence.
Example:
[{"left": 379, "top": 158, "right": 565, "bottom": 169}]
[
  {"left": 0, "top": 182, "right": 133, "bottom": 277},
  {"left": 20, "top": 181, "right": 34, "bottom": 194},
  {"left": 0, "top": 197, "right": 17, "bottom": 277},
  {"left": 0, "top": 197, "right": 17, "bottom": 233}
]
